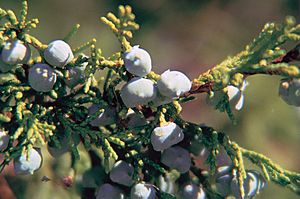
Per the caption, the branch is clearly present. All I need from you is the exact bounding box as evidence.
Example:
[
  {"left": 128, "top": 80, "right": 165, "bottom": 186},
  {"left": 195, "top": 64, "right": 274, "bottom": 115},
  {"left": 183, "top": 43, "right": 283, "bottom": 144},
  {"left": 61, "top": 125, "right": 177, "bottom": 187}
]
[{"left": 187, "top": 42, "right": 300, "bottom": 96}]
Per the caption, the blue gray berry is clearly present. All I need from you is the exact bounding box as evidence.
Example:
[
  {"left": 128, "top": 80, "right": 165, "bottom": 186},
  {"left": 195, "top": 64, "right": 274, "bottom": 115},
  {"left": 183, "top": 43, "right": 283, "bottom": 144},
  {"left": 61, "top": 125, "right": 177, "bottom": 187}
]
[
  {"left": 14, "top": 148, "right": 42, "bottom": 175},
  {"left": 0, "top": 40, "right": 31, "bottom": 72},
  {"left": 180, "top": 183, "right": 206, "bottom": 199},
  {"left": 44, "top": 40, "right": 74, "bottom": 68},
  {"left": 96, "top": 183, "right": 125, "bottom": 199},
  {"left": 120, "top": 77, "right": 157, "bottom": 108},
  {"left": 215, "top": 166, "right": 234, "bottom": 197},
  {"left": 231, "top": 170, "right": 266, "bottom": 199},
  {"left": 130, "top": 183, "right": 156, "bottom": 199},
  {"left": 226, "top": 80, "right": 248, "bottom": 110},
  {"left": 109, "top": 160, "right": 134, "bottom": 186},
  {"left": 207, "top": 80, "right": 247, "bottom": 111},
  {"left": 151, "top": 122, "right": 184, "bottom": 151},
  {"left": 190, "top": 138, "right": 231, "bottom": 170},
  {"left": 126, "top": 109, "right": 147, "bottom": 128},
  {"left": 28, "top": 63, "right": 57, "bottom": 92},
  {"left": 161, "top": 146, "right": 191, "bottom": 173},
  {"left": 64, "top": 62, "right": 87, "bottom": 88},
  {"left": 157, "top": 70, "right": 191, "bottom": 98},
  {"left": 123, "top": 45, "right": 152, "bottom": 77}
]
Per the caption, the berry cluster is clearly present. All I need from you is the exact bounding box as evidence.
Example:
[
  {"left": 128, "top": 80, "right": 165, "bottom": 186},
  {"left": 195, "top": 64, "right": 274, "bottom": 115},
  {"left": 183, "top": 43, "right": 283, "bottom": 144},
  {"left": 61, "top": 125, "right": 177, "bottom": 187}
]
[{"left": 120, "top": 46, "right": 191, "bottom": 108}]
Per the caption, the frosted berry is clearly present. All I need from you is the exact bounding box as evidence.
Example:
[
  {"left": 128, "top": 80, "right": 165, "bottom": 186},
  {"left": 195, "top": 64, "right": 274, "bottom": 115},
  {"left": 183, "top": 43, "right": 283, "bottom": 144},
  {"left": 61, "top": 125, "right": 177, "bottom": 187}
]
[
  {"left": 231, "top": 170, "right": 266, "bottom": 199},
  {"left": 227, "top": 80, "right": 248, "bottom": 110},
  {"left": 180, "top": 183, "right": 206, "bottom": 199},
  {"left": 88, "top": 105, "right": 116, "bottom": 127},
  {"left": 126, "top": 109, "right": 147, "bottom": 128},
  {"left": 151, "top": 122, "right": 184, "bottom": 151},
  {"left": 248, "top": 170, "right": 266, "bottom": 192},
  {"left": 120, "top": 77, "right": 157, "bottom": 108},
  {"left": 109, "top": 160, "right": 134, "bottom": 186},
  {"left": 123, "top": 45, "right": 152, "bottom": 77},
  {"left": 207, "top": 80, "right": 247, "bottom": 111},
  {"left": 161, "top": 146, "right": 191, "bottom": 173},
  {"left": 14, "top": 148, "right": 42, "bottom": 175},
  {"left": 279, "top": 78, "right": 300, "bottom": 106},
  {"left": 96, "top": 183, "right": 125, "bottom": 199},
  {"left": 190, "top": 138, "right": 231, "bottom": 170},
  {"left": 28, "top": 63, "right": 57, "bottom": 92},
  {"left": 130, "top": 183, "right": 156, "bottom": 199},
  {"left": 215, "top": 148, "right": 232, "bottom": 167},
  {"left": 0, "top": 130, "right": 9, "bottom": 151},
  {"left": 0, "top": 40, "right": 31, "bottom": 72},
  {"left": 157, "top": 70, "right": 191, "bottom": 98},
  {"left": 64, "top": 62, "right": 87, "bottom": 88},
  {"left": 215, "top": 166, "right": 234, "bottom": 197},
  {"left": 44, "top": 40, "right": 74, "bottom": 68}
]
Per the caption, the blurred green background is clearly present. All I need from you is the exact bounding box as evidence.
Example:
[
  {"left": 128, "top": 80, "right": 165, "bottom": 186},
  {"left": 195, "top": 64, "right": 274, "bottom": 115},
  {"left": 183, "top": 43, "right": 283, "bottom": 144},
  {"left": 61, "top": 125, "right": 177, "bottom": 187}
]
[{"left": 0, "top": 0, "right": 299, "bottom": 198}]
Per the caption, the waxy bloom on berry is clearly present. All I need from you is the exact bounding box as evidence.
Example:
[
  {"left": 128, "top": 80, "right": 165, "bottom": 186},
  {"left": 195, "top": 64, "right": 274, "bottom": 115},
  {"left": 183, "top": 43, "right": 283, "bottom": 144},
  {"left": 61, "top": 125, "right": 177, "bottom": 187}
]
[
  {"left": 44, "top": 40, "right": 74, "bottom": 68},
  {"left": 180, "top": 183, "right": 206, "bottom": 199},
  {"left": 120, "top": 77, "right": 157, "bottom": 108},
  {"left": 96, "top": 183, "right": 125, "bottom": 199},
  {"left": 161, "top": 146, "right": 191, "bottom": 173},
  {"left": 130, "top": 183, "right": 156, "bottom": 199},
  {"left": 157, "top": 70, "right": 191, "bottom": 98},
  {"left": 231, "top": 170, "right": 266, "bottom": 199},
  {"left": 0, "top": 40, "right": 31, "bottom": 72},
  {"left": 14, "top": 148, "right": 42, "bottom": 175},
  {"left": 151, "top": 122, "right": 184, "bottom": 151},
  {"left": 64, "top": 62, "right": 87, "bottom": 88},
  {"left": 226, "top": 80, "right": 248, "bottom": 111},
  {"left": 28, "top": 63, "right": 57, "bottom": 92},
  {"left": 123, "top": 45, "right": 152, "bottom": 77},
  {"left": 109, "top": 160, "right": 134, "bottom": 186}
]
